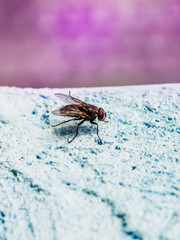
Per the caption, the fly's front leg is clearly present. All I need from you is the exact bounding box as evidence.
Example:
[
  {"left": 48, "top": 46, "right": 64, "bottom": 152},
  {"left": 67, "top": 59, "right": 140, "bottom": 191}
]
[
  {"left": 90, "top": 120, "right": 102, "bottom": 144},
  {"left": 68, "top": 119, "right": 85, "bottom": 143},
  {"left": 51, "top": 118, "right": 80, "bottom": 127}
]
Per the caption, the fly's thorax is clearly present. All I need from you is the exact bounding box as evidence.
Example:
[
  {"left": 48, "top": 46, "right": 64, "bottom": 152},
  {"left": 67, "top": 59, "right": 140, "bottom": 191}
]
[{"left": 79, "top": 104, "right": 98, "bottom": 120}]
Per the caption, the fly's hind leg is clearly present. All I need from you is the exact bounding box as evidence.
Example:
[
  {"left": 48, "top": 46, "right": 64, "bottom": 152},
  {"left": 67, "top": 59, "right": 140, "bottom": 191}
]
[
  {"left": 69, "top": 91, "right": 72, "bottom": 98},
  {"left": 68, "top": 119, "right": 85, "bottom": 143},
  {"left": 51, "top": 118, "right": 80, "bottom": 127},
  {"left": 90, "top": 120, "right": 102, "bottom": 144}
]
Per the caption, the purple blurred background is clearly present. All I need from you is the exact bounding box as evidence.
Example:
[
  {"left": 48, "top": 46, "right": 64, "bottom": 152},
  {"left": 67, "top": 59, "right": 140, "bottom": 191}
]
[{"left": 0, "top": 0, "right": 180, "bottom": 88}]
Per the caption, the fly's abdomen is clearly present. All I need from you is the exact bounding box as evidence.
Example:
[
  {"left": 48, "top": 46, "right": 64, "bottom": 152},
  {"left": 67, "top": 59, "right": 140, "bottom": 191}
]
[{"left": 59, "top": 105, "right": 81, "bottom": 117}]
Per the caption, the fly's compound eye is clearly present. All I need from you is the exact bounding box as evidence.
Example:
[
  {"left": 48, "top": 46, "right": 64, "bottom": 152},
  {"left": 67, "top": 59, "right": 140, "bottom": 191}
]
[{"left": 98, "top": 108, "right": 105, "bottom": 121}]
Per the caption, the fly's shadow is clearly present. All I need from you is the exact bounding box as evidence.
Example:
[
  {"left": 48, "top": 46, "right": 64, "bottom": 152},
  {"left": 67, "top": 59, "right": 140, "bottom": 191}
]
[{"left": 53, "top": 122, "right": 94, "bottom": 138}]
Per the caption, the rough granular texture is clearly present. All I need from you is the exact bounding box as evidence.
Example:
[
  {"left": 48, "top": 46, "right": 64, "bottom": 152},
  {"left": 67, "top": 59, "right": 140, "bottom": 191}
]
[{"left": 0, "top": 84, "right": 179, "bottom": 240}]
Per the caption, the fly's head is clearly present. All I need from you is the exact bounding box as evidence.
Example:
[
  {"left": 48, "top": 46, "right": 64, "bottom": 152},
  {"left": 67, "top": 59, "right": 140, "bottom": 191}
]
[{"left": 98, "top": 108, "right": 106, "bottom": 121}]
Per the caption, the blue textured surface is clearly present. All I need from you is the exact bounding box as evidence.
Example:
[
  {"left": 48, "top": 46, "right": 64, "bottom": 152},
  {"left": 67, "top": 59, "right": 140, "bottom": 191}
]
[{"left": 0, "top": 84, "right": 180, "bottom": 240}]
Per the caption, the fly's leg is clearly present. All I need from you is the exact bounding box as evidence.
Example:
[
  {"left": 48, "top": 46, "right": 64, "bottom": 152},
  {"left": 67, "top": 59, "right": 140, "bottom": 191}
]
[
  {"left": 68, "top": 119, "right": 85, "bottom": 143},
  {"left": 103, "top": 120, "right": 109, "bottom": 123},
  {"left": 69, "top": 91, "right": 73, "bottom": 98},
  {"left": 69, "top": 91, "right": 75, "bottom": 102},
  {"left": 51, "top": 118, "right": 80, "bottom": 127},
  {"left": 90, "top": 120, "right": 102, "bottom": 145}
]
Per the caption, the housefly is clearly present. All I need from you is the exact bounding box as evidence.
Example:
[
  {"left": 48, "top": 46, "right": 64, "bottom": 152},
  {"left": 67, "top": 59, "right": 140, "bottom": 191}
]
[{"left": 51, "top": 92, "right": 107, "bottom": 144}]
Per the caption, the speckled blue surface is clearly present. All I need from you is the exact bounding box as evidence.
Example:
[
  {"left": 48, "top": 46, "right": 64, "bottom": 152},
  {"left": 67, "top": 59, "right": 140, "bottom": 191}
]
[{"left": 0, "top": 84, "right": 180, "bottom": 240}]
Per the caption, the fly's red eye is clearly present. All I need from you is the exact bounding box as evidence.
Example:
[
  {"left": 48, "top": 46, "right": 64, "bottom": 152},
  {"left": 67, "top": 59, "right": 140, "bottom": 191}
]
[{"left": 98, "top": 108, "right": 105, "bottom": 121}]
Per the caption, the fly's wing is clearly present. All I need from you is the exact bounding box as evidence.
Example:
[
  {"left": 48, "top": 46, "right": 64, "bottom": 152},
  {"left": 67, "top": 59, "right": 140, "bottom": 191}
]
[
  {"left": 55, "top": 93, "right": 85, "bottom": 105},
  {"left": 52, "top": 104, "right": 93, "bottom": 118},
  {"left": 52, "top": 108, "right": 64, "bottom": 116},
  {"left": 53, "top": 92, "right": 97, "bottom": 118}
]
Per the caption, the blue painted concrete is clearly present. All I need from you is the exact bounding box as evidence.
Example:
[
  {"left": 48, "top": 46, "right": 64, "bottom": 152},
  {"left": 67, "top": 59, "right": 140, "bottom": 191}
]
[{"left": 0, "top": 84, "right": 179, "bottom": 240}]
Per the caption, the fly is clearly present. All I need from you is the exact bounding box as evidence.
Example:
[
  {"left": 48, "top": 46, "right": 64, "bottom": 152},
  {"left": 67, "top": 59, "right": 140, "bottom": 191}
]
[{"left": 51, "top": 91, "right": 108, "bottom": 144}]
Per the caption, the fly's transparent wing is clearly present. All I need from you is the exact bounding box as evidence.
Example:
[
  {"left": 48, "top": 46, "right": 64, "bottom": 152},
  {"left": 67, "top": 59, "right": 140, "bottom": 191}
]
[
  {"left": 52, "top": 108, "right": 62, "bottom": 116},
  {"left": 55, "top": 93, "right": 85, "bottom": 105},
  {"left": 52, "top": 105, "right": 90, "bottom": 118}
]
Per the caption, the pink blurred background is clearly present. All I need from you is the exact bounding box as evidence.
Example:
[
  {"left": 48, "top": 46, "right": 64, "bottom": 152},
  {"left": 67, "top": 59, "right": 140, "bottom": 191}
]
[{"left": 0, "top": 0, "right": 180, "bottom": 88}]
